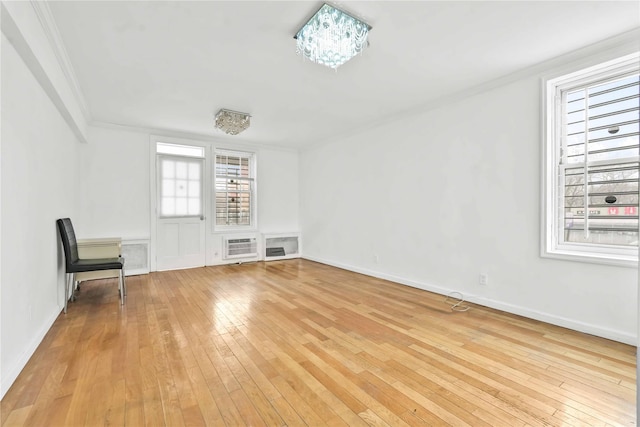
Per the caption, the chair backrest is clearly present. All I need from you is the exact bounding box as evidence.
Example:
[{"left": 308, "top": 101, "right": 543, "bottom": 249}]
[{"left": 56, "top": 218, "right": 79, "bottom": 269}]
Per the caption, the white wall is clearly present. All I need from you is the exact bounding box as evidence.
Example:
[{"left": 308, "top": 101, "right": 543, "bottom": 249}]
[
  {"left": 79, "top": 126, "right": 300, "bottom": 265},
  {"left": 1, "top": 34, "right": 81, "bottom": 397},
  {"left": 77, "top": 126, "right": 150, "bottom": 239},
  {"left": 1, "top": 1, "right": 88, "bottom": 143},
  {"left": 207, "top": 144, "right": 300, "bottom": 265},
  {"left": 300, "top": 48, "right": 638, "bottom": 345},
  {"left": 207, "top": 146, "right": 300, "bottom": 265},
  {"left": 0, "top": 25, "right": 300, "bottom": 397},
  {"left": 257, "top": 149, "right": 299, "bottom": 234}
]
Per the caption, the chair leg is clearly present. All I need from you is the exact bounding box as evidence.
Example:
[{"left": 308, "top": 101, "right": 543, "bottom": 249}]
[
  {"left": 64, "top": 273, "right": 70, "bottom": 314},
  {"left": 71, "top": 273, "right": 80, "bottom": 302},
  {"left": 122, "top": 270, "right": 127, "bottom": 296},
  {"left": 64, "top": 273, "right": 77, "bottom": 313},
  {"left": 71, "top": 273, "right": 78, "bottom": 302},
  {"left": 119, "top": 270, "right": 125, "bottom": 305}
]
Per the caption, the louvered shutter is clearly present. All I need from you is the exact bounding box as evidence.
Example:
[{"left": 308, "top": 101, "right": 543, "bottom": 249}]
[{"left": 215, "top": 152, "right": 254, "bottom": 226}]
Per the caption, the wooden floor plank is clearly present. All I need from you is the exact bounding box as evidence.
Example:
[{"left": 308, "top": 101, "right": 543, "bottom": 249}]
[{"left": 0, "top": 260, "right": 635, "bottom": 426}]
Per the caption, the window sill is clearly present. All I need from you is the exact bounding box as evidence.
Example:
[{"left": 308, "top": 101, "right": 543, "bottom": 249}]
[
  {"left": 541, "top": 248, "right": 638, "bottom": 268},
  {"left": 213, "top": 226, "right": 258, "bottom": 234}
]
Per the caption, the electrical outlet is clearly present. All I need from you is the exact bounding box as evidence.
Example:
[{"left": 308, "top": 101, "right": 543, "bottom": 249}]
[
  {"left": 374, "top": 254, "right": 379, "bottom": 264},
  {"left": 479, "top": 274, "right": 488, "bottom": 286}
]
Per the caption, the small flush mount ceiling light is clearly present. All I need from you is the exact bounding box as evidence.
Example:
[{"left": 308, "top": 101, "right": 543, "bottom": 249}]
[
  {"left": 294, "top": 3, "right": 371, "bottom": 70},
  {"left": 214, "top": 109, "right": 251, "bottom": 135}
]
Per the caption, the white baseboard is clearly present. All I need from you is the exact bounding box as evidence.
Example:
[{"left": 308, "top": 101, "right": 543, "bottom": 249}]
[
  {"left": 302, "top": 255, "right": 636, "bottom": 346},
  {"left": 206, "top": 258, "right": 259, "bottom": 267},
  {"left": 0, "top": 307, "right": 61, "bottom": 399}
]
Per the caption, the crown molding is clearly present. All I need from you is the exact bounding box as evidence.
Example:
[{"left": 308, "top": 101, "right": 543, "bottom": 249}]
[
  {"left": 89, "top": 120, "right": 299, "bottom": 153},
  {"left": 30, "top": 0, "right": 91, "bottom": 122},
  {"left": 1, "top": 1, "right": 87, "bottom": 143},
  {"left": 301, "top": 27, "right": 640, "bottom": 152}
]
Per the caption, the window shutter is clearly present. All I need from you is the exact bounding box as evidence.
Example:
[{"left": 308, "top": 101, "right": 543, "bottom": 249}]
[{"left": 215, "top": 152, "right": 254, "bottom": 226}]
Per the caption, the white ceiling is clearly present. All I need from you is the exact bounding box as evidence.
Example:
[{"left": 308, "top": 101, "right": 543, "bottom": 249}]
[{"left": 49, "top": 1, "right": 640, "bottom": 150}]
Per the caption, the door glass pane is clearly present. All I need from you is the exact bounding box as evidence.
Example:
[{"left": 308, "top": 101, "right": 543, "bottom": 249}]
[
  {"left": 159, "top": 154, "right": 203, "bottom": 217},
  {"left": 188, "top": 181, "right": 200, "bottom": 197},
  {"left": 175, "top": 198, "right": 187, "bottom": 215},
  {"left": 188, "top": 163, "right": 200, "bottom": 180},
  {"left": 162, "top": 198, "right": 175, "bottom": 216},
  {"left": 188, "top": 198, "right": 200, "bottom": 214},
  {"left": 176, "top": 162, "right": 187, "bottom": 179},
  {"left": 176, "top": 179, "right": 188, "bottom": 197},
  {"left": 162, "top": 179, "right": 175, "bottom": 196},
  {"left": 162, "top": 159, "right": 175, "bottom": 178}
]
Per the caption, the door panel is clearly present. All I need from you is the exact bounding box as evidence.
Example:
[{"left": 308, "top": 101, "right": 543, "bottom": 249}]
[
  {"left": 181, "top": 223, "right": 202, "bottom": 255},
  {"left": 156, "top": 153, "right": 206, "bottom": 271},
  {"left": 159, "top": 223, "right": 180, "bottom": 258}
]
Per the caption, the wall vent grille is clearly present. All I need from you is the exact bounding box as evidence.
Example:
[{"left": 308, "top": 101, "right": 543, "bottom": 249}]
[
  {"left": 263, "top": 233, "right": 301, "bottom": 261},
  {"left": 122, "top": 240, "right": 149, "bottom": 275}
]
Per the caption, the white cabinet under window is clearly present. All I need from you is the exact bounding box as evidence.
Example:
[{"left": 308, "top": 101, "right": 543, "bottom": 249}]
[{"left": 262, "top": 233, "right": 301, "bottom": 261}]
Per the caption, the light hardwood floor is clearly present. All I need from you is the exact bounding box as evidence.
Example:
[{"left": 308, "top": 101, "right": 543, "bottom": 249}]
[{"left": 1, "top": 259, "right": 635, "bottom": 426}]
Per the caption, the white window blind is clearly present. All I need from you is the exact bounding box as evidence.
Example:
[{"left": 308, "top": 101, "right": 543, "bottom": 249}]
[{"left": 215, "top": 151, "right": 255, "bottom": 227}]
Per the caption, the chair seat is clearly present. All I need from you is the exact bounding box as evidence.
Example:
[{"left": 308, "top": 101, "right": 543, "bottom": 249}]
[{"left": 68, "top": 257, "right": 124, "bottom": 273}]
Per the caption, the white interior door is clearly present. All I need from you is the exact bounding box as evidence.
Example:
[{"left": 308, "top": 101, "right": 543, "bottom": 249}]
[{"left": 156, "top": 153, "right": 206, "bottom": 271}]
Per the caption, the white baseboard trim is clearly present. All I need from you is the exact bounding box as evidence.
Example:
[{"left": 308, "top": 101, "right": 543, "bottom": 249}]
[
  {"left": 302, "top": 255, "right": 636, "bottom": 346},
  {"left": 206, "top": 258, "right": 259, "bottom": 267},
  {"left": 1, "top": 307, "right": 61, "bottom": 399}
]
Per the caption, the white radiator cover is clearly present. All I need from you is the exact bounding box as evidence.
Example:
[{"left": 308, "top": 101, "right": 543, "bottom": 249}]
[
  {"left": 223, "top": 235, "right": 258, "bottom": 259},
  {"left": 122, "top": 239, "right": 150, "bottom": 275},
  {"left": 263, "top": 233, "right": 301, "bottom": 261}
]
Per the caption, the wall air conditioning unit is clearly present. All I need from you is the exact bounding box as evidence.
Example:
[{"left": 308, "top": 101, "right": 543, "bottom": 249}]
[{"left": 223, "top": 235, "right": 258, "bottom": 260}]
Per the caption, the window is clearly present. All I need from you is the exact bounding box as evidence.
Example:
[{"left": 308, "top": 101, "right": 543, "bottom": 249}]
[
  {"left": 215, "top": 150, "right": 256, "bottom": 227},
  {"left": 543, "top": 53, "right": 639, "bottom": 265},
  {"left": 157, "top": 142, "right": 205, "bottom": 158},
  {"left": 157, "top": 143, "right": 204, "bottom": 218}
]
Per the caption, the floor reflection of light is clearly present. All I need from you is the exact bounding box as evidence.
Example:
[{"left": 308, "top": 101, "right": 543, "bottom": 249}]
[{"left": 212, "top": 288, "right": 255, "bottom": 335}]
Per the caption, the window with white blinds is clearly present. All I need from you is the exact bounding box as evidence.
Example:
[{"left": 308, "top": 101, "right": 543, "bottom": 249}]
[
  {"left": 215, "top": 150, "right": 255, "bottom": 227},
  {"left": 544, "top": 53, "right": 639, "bottom": 265}
]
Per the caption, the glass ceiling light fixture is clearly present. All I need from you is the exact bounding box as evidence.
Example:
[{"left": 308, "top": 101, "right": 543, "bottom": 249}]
[
  {"left": 294, "top": 3, "right": 371, "bottom": 70},
  {"left": 214, "top": 109, "right": 251, "bottom": 135}
]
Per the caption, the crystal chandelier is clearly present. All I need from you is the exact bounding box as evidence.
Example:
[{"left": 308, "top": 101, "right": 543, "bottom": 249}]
[
  {"left": 214, "top": 109, "right": 251, "bottom": 135},
  {"left": 295, "top": 3, "right": 371, "bottom": 70}
]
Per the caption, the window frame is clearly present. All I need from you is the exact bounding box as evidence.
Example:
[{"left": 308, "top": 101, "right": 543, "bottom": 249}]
[
  {"left": 542, "top": 52, "right": 639, "bottom": 267},
  {"left": 213, "top": 148, "right": 257, "bottom": 231}
]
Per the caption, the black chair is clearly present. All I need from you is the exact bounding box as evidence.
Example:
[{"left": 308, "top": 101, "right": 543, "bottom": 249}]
[{"left": 56, "top": 218, "right": 126, "bottom": 313}]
